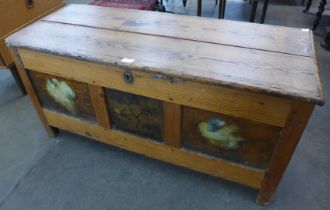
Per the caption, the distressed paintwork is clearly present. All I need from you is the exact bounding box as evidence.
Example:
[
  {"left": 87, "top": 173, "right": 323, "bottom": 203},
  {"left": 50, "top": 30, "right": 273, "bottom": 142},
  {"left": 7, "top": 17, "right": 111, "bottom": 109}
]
[
  {"left": 28, "top": 71, "right": 96, "bottom": 121},
  {"left": 105, "top": 89, "right": 163, "bottom": 141},
  {"left": 182, "top": 107, "right": 281, "bottom": 169},
  {"left": 199, "top": 118, "right": 245, "bottom": 150},
  {"left": 46, "top": 78, "right": 76, "bottom": 114}
]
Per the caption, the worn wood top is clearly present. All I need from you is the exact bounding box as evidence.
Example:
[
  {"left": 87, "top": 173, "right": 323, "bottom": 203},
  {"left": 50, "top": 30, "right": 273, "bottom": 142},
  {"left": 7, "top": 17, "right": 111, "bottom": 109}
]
[{"left": 6, "top": 4, "right": 324, "bottom": 105}]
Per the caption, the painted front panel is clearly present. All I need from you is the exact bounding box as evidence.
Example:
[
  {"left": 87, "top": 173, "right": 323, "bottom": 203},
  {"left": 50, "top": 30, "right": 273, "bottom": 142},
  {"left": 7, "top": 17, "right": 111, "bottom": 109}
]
[
  {"left": 182, "top": 107, "right": 280, "bottom": 169},
  {"left": 28, "top": 71, "right": 96, "bottom": 121},
  {"left": 105, "top": 89, "right": 163, "bottom": 142}
]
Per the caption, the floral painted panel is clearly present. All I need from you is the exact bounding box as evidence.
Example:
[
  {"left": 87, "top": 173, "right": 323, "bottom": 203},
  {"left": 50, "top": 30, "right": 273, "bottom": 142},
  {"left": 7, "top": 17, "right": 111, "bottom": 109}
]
[
  {"left": 182, "top": 107, "right": 281, "bottom": 169},
  {"left": 105, "top": 89, "right": 163, "bottom": 142},
  {"left": 28, "top": 71, "right": 96, "bottom": 121}
]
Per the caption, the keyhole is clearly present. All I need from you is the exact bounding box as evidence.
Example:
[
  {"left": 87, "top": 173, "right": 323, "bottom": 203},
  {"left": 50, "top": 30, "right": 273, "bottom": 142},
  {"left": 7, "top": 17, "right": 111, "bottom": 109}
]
[
  {"left": 26, "top": 0, "right": 34, "bottom": 9},
  {"left": 123, "top": 71, "right": 134, "bottom": 85}
]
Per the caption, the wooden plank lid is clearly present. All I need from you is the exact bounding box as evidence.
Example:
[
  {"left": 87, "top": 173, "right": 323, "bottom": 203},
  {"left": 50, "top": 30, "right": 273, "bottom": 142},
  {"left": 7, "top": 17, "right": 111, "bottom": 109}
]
[{"left": 5, "top": 4, "right": 324, "bottom": 105}]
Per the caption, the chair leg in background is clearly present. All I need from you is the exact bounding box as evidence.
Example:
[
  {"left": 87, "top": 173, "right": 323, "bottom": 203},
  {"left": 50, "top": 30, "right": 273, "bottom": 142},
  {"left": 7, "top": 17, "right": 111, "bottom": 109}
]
[
  {"left": 312, "top": 0, "right": 327, "bottom": 30},
  {"left": 250, "top": 0, "right": 258, "bottom": 22},
  {"left": 260, "top": 0, "right": 269, "bottom": 23},
  {"left": 197, "top": 0, "right": 202, "bottom": 16},
  {"left": 9, "top": 65, "right": 27, "bottom": 95},
  {"left": 219, "top": 0, "right": 226, "bottom": 19},
  {"left": 321, "top": 27, "right": 330, "bottom": 50},
  {"left": 303, "top": 0, "right": 313, "bottom": 12}
]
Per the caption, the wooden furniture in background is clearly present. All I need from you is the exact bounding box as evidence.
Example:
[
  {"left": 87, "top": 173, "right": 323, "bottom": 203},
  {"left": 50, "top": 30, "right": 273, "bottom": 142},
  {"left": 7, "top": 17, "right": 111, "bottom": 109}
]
[
  {"left": 219, "top": 0, "right": 270, "bottom": 23},
  {"left": 6, "top": 4, "right": 324, "bottom": 204},
  {"left": 182, "top": 0, "right": 203, "bottom": 16},
  {"left": 182, "top": 0, "right": 217, "bottom": 17},
  {"left": 321, "top": 26, "right": 330, "bottom": 49},
  {"left": 303, "top": 0, "right": 328, "bottom": 30},
  {"left": 184, "top": 0, "right": 270, "bottom": 22},
  {"left": 90, "top": 0, "right": 157, "bottom": 10},
  {"left": 0, "top": 0, "right": 64, "bottom": 94}
]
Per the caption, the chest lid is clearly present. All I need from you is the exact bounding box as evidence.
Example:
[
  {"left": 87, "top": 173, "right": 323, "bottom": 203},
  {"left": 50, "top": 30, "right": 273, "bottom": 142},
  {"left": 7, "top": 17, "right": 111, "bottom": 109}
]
[{"left": 6, "top": 4, "right": 324, "bottom": 105}]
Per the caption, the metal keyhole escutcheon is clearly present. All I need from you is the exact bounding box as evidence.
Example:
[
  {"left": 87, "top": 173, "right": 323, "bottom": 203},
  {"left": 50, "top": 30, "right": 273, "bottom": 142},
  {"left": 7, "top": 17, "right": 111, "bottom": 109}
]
[
  {"left": 123, "top": 71, "right": 134, "bottom": 85},
  {"left": 26, "top": 0, "right": 34, "bottom": 9}
]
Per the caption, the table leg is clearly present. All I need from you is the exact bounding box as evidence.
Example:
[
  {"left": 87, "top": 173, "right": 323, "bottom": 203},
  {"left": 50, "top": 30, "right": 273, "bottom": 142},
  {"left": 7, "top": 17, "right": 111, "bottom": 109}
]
[
  {"left": 182, "top": 0, "right": 187, "bottom": 7},
  {"left": 312, "top": 0, "right": 327, "bottom": 30},
  {"left": 250, "top": 0, "right": 258, "bottom": 22},
  {"left": 303, "top": 0, "right": 313, "bottom": 12},
  {"left": 260, "top": 0, "right": 269, "bottom": 23},
  {"left": 197, "top": 0, "right": 202, "bottom": 16},
  {"left": 9, "top": 64, "right": 27, "bottom": 95}
]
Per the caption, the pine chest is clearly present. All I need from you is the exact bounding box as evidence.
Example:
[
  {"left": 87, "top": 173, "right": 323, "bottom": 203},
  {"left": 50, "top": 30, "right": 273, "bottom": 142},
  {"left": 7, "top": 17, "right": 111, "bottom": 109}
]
[{"left": 6, "top": 4, "right": 324, "bottom": 204}]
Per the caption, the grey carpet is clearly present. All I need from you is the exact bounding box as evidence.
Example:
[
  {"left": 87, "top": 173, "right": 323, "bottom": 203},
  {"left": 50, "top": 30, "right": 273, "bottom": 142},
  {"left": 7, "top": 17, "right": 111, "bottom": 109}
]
[{"left": 0, "top": 1, "right": 329, "bottom": 209}]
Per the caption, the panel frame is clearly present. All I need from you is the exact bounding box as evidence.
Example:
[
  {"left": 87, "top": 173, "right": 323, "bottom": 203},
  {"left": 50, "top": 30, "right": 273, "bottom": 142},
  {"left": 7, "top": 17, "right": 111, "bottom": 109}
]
[
  {"left": 43, "top": 108, "right": 265, "bottom": 189},
  {"left": 8, "top": 47, "right": 57, "bottom": 137},
  {"left": 257, "top": 101, "right": 315, "bottom": 204},
  {"left": 163, "top": 102, "right": 182, "bottom": 148},
  {"left": 11, "top": 46, "right": 316, "bottom": 205},
  {"left": 88, "top": 85, "right": 111, "bottom": 128},
  {"left": 18, "top": 49, "right": 292, "bottom": 127}
]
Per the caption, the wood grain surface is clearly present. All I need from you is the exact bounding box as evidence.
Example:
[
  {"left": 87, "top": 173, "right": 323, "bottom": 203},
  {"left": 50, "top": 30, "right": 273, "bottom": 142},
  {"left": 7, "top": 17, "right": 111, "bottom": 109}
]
[
  {"left": 163, "top": 102, "right": 182, "bottom": 148},
  {"left": 88, "top": 85, "right": 111, "bottom": 128},
  {"left": 5, "top": 15, "right": 323, "bottom": 105},
  {"left": 8, "top": 48, "right": 57, "bottom": 137},
  {"left": 257, "top": 102, "right": 315, "bottom": 204},
  {"left": 0, "top": 1, "right": 64, "bottom": 65},
  {"left": 43, "top": 4, "right": 313, "bottom": 57},
  {"left": 0, "top": 0, "right": 63, "bottom": 38},
  {"left": 18, "top": 49, "right": 292, "bottom": 127},
  {"left": 43, "top": 109, "right": 265, "bottom": 189}
]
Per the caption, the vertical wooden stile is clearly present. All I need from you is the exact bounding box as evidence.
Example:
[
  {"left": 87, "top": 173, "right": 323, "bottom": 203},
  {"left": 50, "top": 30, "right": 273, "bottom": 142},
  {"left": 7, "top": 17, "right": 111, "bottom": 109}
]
[
  {"left": 163, "top": 101, "right": 182, "bottom": 148},
  {"left": 0, "top": 55, "right": 4, "bottom": 66},
  {"left": 9, "top": 64, "right": 27, "bottom": 95},
  {"left": 257, "top": 101, "right": 315, "bottom": 204},
  {"left": 88, "top": 85, "right": 111, "bottom": 129},
  {"left": 8, "top": 47, "right": 58, "bottom": 137}
]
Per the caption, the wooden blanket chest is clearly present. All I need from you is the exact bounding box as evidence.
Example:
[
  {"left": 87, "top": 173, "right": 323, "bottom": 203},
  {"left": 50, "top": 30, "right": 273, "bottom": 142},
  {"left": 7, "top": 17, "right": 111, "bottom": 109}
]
[{"left": 6, "top": 4, "right": 324, "bottom": 204}]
